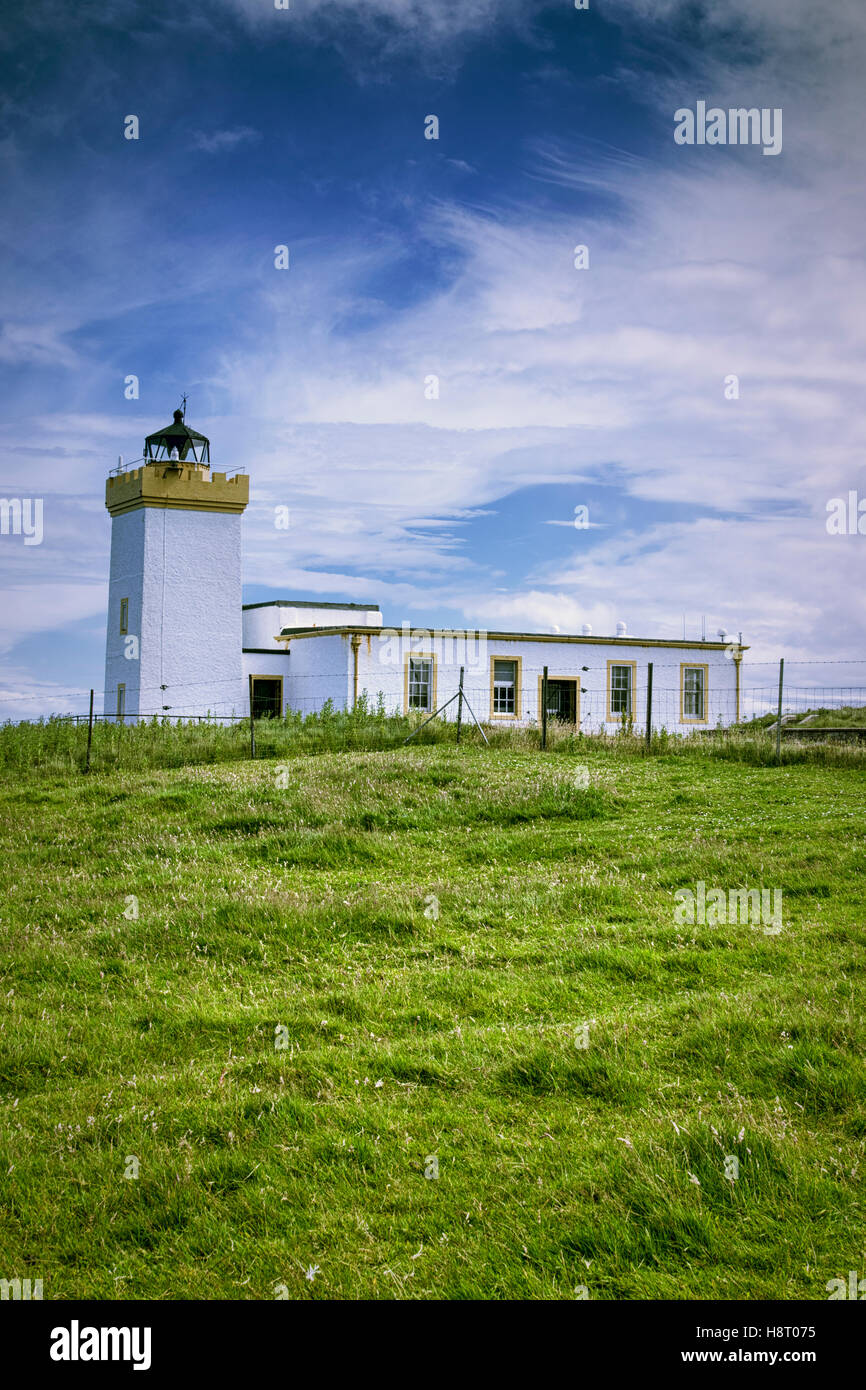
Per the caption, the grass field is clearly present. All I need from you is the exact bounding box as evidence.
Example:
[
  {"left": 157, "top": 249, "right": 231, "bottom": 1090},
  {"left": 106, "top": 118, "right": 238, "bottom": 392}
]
[{"left": 1, "top": 725, "right": 864, "bottom": 1299}]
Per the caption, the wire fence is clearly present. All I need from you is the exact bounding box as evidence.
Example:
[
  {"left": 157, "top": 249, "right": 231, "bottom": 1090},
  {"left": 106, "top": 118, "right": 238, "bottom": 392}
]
[
  {"left": 2, "top": 661, "right": 865, "bottom": 734},
  {"left": 2, "top": 663, "right": 865, "bottom": 778},
  {"left": 392, "top": 682, "right": 866, "bottom": 734}
]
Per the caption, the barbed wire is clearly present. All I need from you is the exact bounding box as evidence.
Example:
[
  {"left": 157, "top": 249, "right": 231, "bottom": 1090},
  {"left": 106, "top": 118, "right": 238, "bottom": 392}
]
[
  {"left": 3, "top": 679, "right": 865, "bottom": 696},
  {"left": 3, "top": 657, "right": 866, "bottom": 720},
  {"left": 3, "top": 662, "right": 866, "bottom": 705},
  {"left": 11, "top": 685, "right": 866, "bottom": 723}
]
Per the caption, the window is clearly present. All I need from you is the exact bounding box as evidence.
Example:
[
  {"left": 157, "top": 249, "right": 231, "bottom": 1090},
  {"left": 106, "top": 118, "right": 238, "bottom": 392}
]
[
  {"left": 492, "top": 659, "right": 518, "bottom": 716},
  {"left": 119, "top": 597, "right": 128, "bottom": 635},
  {"left": 404, "top": 654, "right": 436, "bottom": 714},
  {"left": 407, "top": 656, "right": 433, "bottom": 712},
  {"left": 607, "top": 662, "right": 635, "bottom": 720},
  {"left": 681, "top": 664, "right": 708, "bottom": 723},
  {"left": 116, "top": 684, "right": 126, "bottom": 722}
]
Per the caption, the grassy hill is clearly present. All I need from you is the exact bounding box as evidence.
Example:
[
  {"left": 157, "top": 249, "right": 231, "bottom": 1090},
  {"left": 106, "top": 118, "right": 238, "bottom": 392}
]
[
  {"left": 0, "top": 731, "right": 864, "bottom": 1299},
  {"left": 796, "top": 706, "right": 866, "bottom": 727},
  {"left": 745, "top": 705, "right": 866, "bottom": 731}
]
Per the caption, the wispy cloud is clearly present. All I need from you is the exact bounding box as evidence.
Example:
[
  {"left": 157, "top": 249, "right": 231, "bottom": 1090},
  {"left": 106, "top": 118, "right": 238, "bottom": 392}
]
[{"left": 191, "top": 126, "right": 261, "bottom": 154}]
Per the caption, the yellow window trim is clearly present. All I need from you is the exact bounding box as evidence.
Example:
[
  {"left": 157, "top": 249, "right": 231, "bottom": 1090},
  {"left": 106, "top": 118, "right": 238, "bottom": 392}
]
[
  {"left": 119, "top": 597, "right": 129, "bottom": 635},
  {"left": 489, "top": 654, "right": 522, "bottom": 720},
  {"left": 606, "top": 659, "right": 637, "bottom": 722},
  {"left": 680, "top": 662, "right": 709, "bottom": 724},
  {"left": 403, "top": 652, "right": 437, "bottom": 715}
]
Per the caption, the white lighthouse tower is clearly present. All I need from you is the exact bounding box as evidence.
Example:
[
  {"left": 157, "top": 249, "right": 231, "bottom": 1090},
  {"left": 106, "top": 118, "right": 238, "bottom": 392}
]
[{"left": 103, "top": 407, "right": 249, "bottom": 721}]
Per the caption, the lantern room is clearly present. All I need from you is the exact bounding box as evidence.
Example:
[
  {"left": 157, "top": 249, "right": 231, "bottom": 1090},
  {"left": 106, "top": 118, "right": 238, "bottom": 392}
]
[{"left": 144, "top": 408, "right": 211, "bottom": 464}]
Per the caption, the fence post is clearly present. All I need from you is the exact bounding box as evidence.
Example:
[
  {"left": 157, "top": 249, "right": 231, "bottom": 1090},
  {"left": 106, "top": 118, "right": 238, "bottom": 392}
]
[
  {"left": 248, "top": 674, "right": 256, "bottom": 759},
  {"left": 541, "top": 666, "right": 548, "bottom": 751},
  {"left": 84, "top": 689, "right": 94, "bottom": 774},
  {"left": 455, "top": 666, "right": 464, "bottom": 745},
  {"left": 775, "top": 658, "right": 784, "bottom": 764},
  {"left": 645, "top": 662, "right": 653, "bottom": 748}
]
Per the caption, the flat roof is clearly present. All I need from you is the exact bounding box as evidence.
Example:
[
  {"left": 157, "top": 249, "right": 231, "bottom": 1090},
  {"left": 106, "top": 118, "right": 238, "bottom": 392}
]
[
  {"left": 277, "top": 624, "right": 746, "bottom": 651},
  {"left": 244, "top": 599, "right": 380, "bottom": 611}
]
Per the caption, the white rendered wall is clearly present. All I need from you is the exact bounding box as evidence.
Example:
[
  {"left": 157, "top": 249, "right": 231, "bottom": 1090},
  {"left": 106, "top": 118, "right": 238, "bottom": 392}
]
[
  {"left": 242, "top": 603, "right": 382, "bottom": 650},
  {"left": 284, "top": 632, "right": 352, "bottom": 716},
  {"left": 243, "top": 629, "right": 739, "bottom": 730},
  {"left": 104, "top": 507, "right": 245, "bottom": 719},
  {"left": 342, "top": 633, "right": 740, "bottom": 733},
  {"left": 201, "top": 616, "right": 741, "bottom": 731},
  {"left": 104, "top": 508, "right": 142, "bottom": 719}
]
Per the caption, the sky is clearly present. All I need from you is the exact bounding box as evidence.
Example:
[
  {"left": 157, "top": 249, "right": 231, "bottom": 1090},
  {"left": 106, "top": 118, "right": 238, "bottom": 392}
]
[{"left": 1, "top": 0, "right": 865, "bottom": 717}]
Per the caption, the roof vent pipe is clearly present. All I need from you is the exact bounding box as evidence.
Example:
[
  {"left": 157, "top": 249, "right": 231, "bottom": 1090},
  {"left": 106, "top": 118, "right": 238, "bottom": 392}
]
[
  {"left": 616, "top": 621, "right": 627, "bottom": 637},
  {"left": 581, "top": 623, "right": 592, "bottom": 636}
]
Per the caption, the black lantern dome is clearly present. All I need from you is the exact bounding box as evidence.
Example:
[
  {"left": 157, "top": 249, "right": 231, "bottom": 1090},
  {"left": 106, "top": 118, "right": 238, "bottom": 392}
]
[{"left": 144, "top": 408, "right": 210, "bottom": 464}]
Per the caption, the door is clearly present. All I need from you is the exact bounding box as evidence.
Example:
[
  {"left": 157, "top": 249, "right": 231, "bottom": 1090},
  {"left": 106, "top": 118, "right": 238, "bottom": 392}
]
[
  {"left": 546, "top": 679, "right": 577, "bottom": 724},
  {"left": 251, "top": 677, "right": 283, "bottom": 719}
]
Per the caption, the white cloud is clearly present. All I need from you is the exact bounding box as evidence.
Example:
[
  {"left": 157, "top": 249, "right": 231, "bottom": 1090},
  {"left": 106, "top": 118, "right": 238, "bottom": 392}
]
[
  {"left": 0, "top": 582, "right": 106, "bottom": 656},
  {"left": 0, "top": 322, "right": 79, "bottom": 369},
  {"left": 222, "top": 0, "right": 531, "bottom": 42},
  {"left": 191, "top": 126, "right": 261, "bottom": 154}
]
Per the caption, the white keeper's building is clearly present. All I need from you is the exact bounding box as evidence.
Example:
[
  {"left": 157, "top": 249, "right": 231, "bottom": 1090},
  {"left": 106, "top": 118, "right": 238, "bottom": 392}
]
[{"left": 104, "top": 411, "right": 746, "bottom": 731}]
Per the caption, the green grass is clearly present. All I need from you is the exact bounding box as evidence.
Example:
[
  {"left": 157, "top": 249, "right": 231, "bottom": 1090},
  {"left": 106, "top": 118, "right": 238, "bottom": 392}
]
[
  {"left": 0, "top": 728, "right": 864, "bottom": 1299},
  {"left": 4, "top": 701, "right": 866, "bottom": 776},
  {"left": 743, "top": 705, "right": 866, "bottom": 730},
  {"left": 796, "top": 706, "right": 866, "bottom": 728}
]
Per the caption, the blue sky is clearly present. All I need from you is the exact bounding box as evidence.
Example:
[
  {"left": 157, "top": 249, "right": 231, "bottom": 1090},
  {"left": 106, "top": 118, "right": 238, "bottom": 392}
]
[{"left": 1, "top": 0, "right": 865, "bottom": 716}]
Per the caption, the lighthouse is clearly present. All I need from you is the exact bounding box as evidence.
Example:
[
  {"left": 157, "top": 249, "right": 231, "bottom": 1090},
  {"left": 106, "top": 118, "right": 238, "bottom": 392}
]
[{"left": 103, "top": 408, "right": 249, "bottom": 720}]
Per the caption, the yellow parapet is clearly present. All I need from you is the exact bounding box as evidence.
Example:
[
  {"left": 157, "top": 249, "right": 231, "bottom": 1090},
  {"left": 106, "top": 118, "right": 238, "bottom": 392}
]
[{"left": 105, "top": 462, "right": 249, "bottom": 516}]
